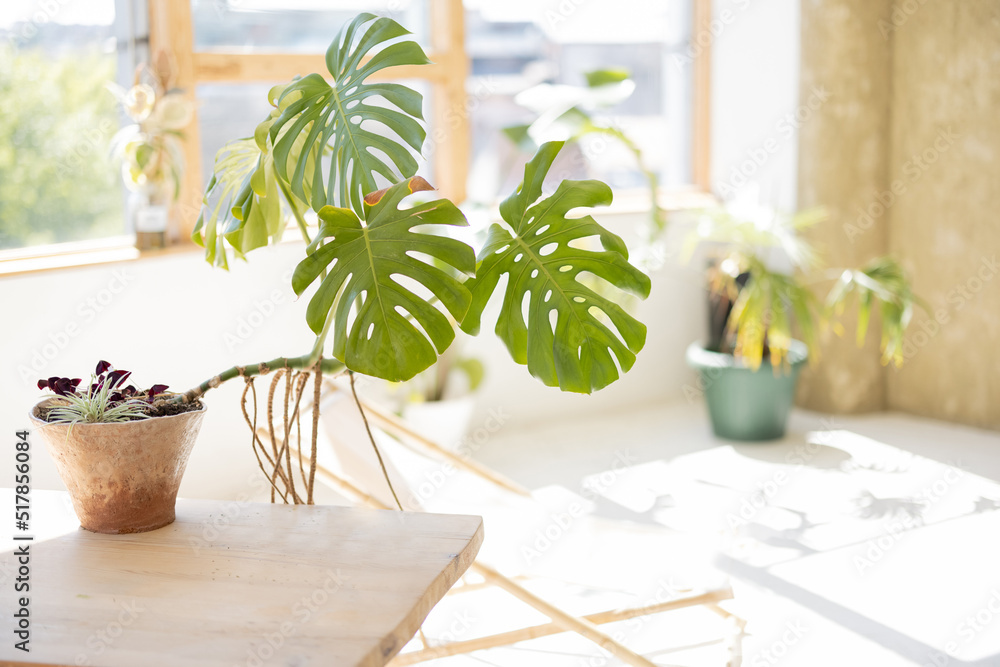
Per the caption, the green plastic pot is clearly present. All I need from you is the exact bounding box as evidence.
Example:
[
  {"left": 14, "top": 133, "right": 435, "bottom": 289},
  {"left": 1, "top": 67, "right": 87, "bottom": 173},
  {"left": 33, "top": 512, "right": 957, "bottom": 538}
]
[{"left": 686, "top": 340, "right": 808, "bottom": 441}]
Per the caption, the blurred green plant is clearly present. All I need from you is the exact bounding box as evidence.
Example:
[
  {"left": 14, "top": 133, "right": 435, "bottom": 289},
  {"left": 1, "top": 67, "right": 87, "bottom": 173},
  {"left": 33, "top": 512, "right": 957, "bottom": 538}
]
[
  {"left": 108, "top": 59, "right": 193, "bottom": 202},
  {"left": 686, "top": 203, "right": 925, "bottom": 370},
  {"left": 503, "top": 68, "right": 666, "bottom": 233},
  {"left": 0, "top": 47, "right": 122, "bottom": 250}
]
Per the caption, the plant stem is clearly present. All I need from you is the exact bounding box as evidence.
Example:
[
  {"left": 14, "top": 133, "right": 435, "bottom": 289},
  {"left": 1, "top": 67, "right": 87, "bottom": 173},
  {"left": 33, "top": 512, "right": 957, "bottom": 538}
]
[
  {"left": 349, "top": 371, "right": 404, "bottom": 511},
  {"left": 177, "top": 355, "right": 345, "bottom": 403},
  {"left": 306, "top": 309, "right": 336, "bottom": 368},
  {"left": 277, "top": 178, "right": 312, "bottom": 245},
  {"left": 590, "top": 125, "right": 665, "bottom": 233}
]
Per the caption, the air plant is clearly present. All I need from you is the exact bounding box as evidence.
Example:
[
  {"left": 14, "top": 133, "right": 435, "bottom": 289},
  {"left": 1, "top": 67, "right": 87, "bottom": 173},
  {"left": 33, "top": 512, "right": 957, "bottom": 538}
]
[{"left": 38, "top": 361, "right": 169, "bottom": 426}]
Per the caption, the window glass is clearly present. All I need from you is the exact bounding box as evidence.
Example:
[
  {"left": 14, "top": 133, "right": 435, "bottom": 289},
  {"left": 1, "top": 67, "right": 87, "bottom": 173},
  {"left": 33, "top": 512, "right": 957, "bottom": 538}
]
[
  {"left": 0, "top": 0, "right": 128, "bottom": 251},
  {"left": 191, "top": 0, "right": 431, "bottom": 54},
  {"left": 463, "top": 0, "right": 694, "bottom": 204},
  {"left": 197, "top": 79, "right": 435, "bottom": 193}
]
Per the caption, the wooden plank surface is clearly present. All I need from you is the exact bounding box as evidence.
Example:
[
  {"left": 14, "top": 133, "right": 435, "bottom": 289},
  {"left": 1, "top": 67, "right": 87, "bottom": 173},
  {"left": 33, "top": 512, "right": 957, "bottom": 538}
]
[{"left": 0, "top": 489, "right": 482, "bottom": 667}]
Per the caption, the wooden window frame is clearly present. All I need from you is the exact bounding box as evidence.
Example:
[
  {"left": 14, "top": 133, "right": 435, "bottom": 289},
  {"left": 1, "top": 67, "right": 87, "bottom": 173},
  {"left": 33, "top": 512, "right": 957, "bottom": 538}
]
[{"left": 148, "top": 0, "right": 469, "bottom": 243}]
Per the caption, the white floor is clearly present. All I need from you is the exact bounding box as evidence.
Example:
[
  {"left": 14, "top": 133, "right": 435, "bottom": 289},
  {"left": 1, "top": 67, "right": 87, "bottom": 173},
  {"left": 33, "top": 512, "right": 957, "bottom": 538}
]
[{"left": 390, "top": 400, "right": 1000, "bottom": 667}]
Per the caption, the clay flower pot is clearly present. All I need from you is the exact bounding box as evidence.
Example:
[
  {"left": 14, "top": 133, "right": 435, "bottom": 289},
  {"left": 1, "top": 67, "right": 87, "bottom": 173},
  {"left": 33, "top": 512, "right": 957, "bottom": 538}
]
[{"left": 29, "top": 399, "right": 206, "bottom": 534}]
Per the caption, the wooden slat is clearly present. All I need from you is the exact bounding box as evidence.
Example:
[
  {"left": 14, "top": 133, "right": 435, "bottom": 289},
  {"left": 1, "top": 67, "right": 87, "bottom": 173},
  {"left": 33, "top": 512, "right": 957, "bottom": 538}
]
[
  {"left": 192, "top": 51, "right": 457, "bottom": 83},
  {"left": 147, "top": 0, "right": 203, "bottom": 242},
  {"left": 391, "top": 588, "right": 733, "bottom": 664},
  {"left": 692, "top": 0, "right": 713, "bottom": 191},
  {"left": 472, "top": 563, "right": 661, "bottom": 667},
  {"left": 428, "top": 0, "right": 469, "bottom": 203}
]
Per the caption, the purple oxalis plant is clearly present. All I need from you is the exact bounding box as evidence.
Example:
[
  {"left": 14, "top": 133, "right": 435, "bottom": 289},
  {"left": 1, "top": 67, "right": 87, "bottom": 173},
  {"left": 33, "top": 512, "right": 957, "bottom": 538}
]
[{"left": 38, "top": 360, "right": 169, "bottom": 406}]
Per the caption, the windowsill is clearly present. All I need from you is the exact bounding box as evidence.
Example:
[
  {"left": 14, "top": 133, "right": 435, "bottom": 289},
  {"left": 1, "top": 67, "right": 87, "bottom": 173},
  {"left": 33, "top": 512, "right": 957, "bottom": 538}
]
[
  {"left": 0, "top": 237, "right": 201, "bottom": 278},
  {"left": 0, "top": 188, "right": 717, "bottom": 279}
]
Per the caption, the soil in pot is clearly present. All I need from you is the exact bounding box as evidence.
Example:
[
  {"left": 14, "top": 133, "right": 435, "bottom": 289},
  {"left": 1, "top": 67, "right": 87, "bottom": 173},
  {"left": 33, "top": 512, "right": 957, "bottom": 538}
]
[{"left": 30, "top": 398, "right": 206, "bottom": 534}]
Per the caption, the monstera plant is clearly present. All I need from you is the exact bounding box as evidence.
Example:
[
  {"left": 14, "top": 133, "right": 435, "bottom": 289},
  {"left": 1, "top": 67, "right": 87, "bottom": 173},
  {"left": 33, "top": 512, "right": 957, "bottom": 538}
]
[{"left": 180, "top": 13, "right": 651, "bottom": 503}]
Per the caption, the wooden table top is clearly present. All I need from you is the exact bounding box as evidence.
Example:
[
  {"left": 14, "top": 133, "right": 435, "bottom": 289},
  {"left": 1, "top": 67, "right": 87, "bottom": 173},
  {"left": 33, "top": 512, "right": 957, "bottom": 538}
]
[{"left": 0, "top": 489, "right": 483, "bottom": 667}]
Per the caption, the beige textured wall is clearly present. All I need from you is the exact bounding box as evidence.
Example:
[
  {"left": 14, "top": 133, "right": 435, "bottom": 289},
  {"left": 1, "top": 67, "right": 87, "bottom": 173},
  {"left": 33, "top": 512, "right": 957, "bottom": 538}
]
[
  {"left": 798, "top": 0, "right": 1000, "bottom": 429},
  {"left": 885, "top": 1, "right": 1000, "bottom": 430},
  {"left": 796, "top": 0, "right": 893, "bottom": 413}
]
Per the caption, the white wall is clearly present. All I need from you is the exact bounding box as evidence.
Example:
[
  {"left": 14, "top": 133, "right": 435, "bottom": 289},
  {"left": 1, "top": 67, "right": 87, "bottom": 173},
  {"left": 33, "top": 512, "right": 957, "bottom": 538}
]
[
  {"left": 710, "top": 0, "right": 801, "bottom": 210},
  {"left": 2, "top": 244, "right": 317, "bottom": 500}
]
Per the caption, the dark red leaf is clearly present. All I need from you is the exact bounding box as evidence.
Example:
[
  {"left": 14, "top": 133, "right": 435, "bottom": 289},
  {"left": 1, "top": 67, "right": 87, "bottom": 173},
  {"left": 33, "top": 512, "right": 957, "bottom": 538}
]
[
  {"left": 52, "top": 377, "right": 78, "bottom": 396},
  {"left": 95, "top": 360, "right": 112, "bottom": 375},
  {"left": 37, "top": 379, "right": 49, "bottom": 390},
  {"left": 107, "top": 370, "right": 132, "bottom": 388}
]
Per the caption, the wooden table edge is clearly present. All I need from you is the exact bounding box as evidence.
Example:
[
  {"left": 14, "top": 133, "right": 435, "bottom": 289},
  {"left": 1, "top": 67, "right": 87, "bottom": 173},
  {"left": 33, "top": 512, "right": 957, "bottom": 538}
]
[{"left": 363, "top": 518, "right": 485, "bottom": 666}]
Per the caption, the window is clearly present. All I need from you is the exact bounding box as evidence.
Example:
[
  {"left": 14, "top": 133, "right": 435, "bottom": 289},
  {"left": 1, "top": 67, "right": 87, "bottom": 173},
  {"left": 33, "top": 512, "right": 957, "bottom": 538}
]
[
  {"left": 463, "top": 0, "right": 702, "bottom": 204},
  {"left": 3, "top": 0, "right": 710, "bottom": 267},
  {"left": 0, "top": 0, "right": 137, "bottom": 252}
]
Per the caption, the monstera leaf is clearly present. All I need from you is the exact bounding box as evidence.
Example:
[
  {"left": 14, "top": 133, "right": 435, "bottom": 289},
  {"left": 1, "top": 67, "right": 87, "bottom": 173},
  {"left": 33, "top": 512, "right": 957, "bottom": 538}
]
[
  {"left": 292, "top": 177, "right": 475, "bottom": 382},
  {"left": 195, "top": 84, "right": 315, "bottom": 268},
  {"left": 191, "top": 138, "right": 274, "bottom": 268},
  {"left": 461, "top": 142, "right": 652, "bottom": 393},
  {"left": 270, "top": 13, "right": 428, "bottom": 217}
]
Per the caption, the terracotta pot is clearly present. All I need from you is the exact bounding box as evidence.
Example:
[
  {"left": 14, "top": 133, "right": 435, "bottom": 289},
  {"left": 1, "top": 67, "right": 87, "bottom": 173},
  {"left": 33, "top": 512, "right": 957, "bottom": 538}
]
[{"left": 29, "top": 399, "right": 206, "bottom": 534}]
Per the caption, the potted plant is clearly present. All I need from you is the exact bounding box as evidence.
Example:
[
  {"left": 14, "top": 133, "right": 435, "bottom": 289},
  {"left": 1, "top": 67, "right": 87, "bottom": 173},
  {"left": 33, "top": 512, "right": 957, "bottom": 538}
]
[
  {"left": 109, "top": 53, "right": 194, "bottom": 249},
  {"left": 30, "top": 361, "right": 205, "bottom": 534},
  {"left": 682, "top": 202, "right": 922, "bottom": 441}
]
